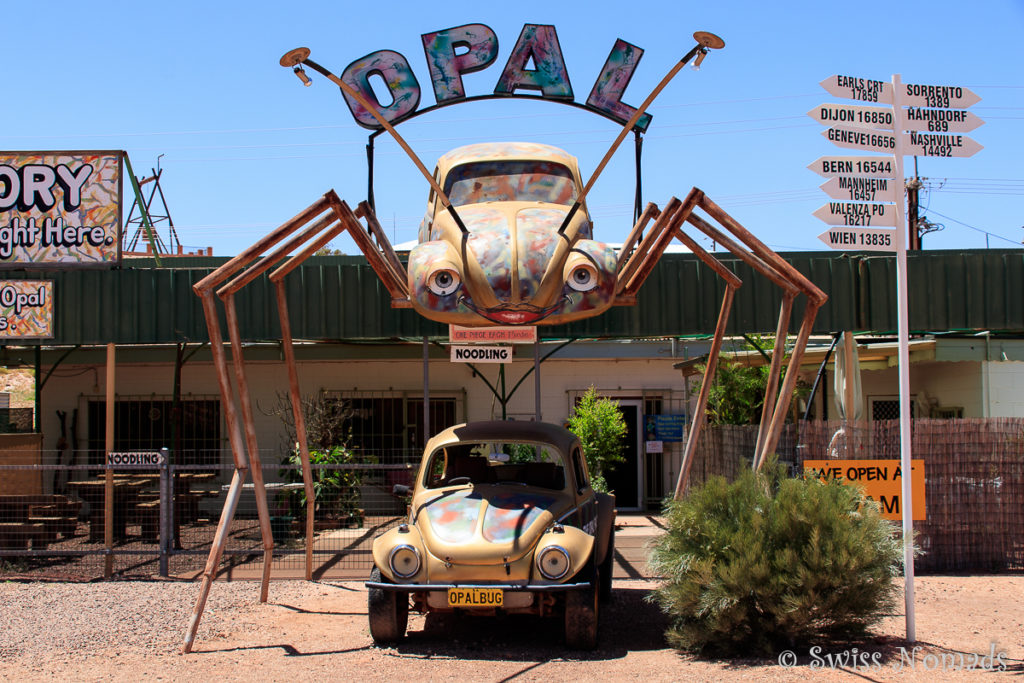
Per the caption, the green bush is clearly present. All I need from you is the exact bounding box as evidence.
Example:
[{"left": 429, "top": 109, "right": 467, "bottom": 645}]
[
  {"left": 566, "top": 386, "right": 626, "bottom": 493},
  {"left": 647, "top": 461, "right": 903, "bottom": 655}
]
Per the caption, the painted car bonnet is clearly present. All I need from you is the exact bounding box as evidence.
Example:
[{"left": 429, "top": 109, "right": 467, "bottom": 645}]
[
  {"left": 408, "top": 142, "right": 618, "bottom": 326},
  {"left": 414, "top": 486, "right": 569, "bottom": 564}
]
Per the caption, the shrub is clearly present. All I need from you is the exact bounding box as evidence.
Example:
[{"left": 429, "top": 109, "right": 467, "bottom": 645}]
[
  {"left": 647, "top": 460, "right": 903, "bottom": 655},
  {"left": 566, "top": 386, "right": 627, "bottom": 493}
]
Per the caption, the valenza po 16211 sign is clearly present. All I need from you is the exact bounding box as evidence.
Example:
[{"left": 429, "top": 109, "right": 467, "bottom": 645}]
[{"left": 0, "top": 152, "right": 122, "bottom": 268}]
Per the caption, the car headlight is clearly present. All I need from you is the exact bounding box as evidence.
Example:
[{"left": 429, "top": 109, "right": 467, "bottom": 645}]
[
  {"left": 389, "top": 544, "right": 421, "bottom": 579},
  {"left": 536, "top": 545, "right": 570, "bottom": 580}
]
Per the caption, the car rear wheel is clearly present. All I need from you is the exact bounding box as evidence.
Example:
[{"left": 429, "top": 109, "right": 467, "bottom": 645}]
[
  {"left": 368, "top": 566, "right": 408, "bottom": 644},
  {"left": 564, "top": 569, "right": 599, "bottom": 649}
]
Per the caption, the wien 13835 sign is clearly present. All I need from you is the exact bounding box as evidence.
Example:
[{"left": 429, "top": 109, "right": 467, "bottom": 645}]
[{"left": 336, "top": 23, "right": 658, "bottom": 132}]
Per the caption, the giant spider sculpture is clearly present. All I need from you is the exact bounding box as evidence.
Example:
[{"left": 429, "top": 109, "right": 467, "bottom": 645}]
[{"left": 181, "top": 31, "right": 826, "bottom": 652}]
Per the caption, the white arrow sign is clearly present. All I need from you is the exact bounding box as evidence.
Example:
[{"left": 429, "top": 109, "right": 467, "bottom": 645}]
[
  {"left": 808, "top": 156, "right": 897, "bottom": 179},
  {"left": 904, "top": 131, "right": 983, "bottom": 158},
  {"left": 821, "top": 75, "right": 894, "bottom": 104},
  {"left": 818, "top": 227, "right": 896, "bottom": 252},
  {"left": 820, "top": 176, "right": 896, "bottom": 202},
  {"left": 823, "top": 126, "right": 899, "bottom": 153},
  {"left": 808, "top": 103, "right": 894, "bottom": 130},
  {"left": 900, "top": 82, "right": 981, "bottom": 109},
  {"left": 903, "top": 107, "right": 984, "bottom": 133},
  {"left": 450, "top": 345, "right": 511, "bottom": 363},
  {"left": 814, "top": 201, "right": 898, "bottom": 228}
]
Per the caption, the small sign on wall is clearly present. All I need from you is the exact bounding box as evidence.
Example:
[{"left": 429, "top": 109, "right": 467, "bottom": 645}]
[{"left": 0, "top": 280, "right": 53, "bottom": 338}]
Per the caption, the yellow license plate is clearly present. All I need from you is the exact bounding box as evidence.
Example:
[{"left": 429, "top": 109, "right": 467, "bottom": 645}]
[{"left": 447, "top": 587, "right": 503, "bottom": 608}]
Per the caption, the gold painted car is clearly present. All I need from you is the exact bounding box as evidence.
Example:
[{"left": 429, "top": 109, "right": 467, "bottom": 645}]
[{"left": 367, "top": 420, "right": 616, "bottom": 649}]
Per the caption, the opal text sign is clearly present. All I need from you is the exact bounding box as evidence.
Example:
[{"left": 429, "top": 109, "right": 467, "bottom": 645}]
[
  {"left": 339, "top": 23, "right": 658, "bottom": 132},
  {"left": 804, "top": 459, "right": 925, "bottom": 520},
  {"left": 0, "top": 280, "right": 53, "bottom": 338}
]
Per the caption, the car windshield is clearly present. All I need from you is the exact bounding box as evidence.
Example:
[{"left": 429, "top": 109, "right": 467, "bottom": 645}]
[
  {"left": 424, "top": 440, "right": 567, "bottom": 490},
  {"left": 443, "top": 161, "right": 577, "bottom": 207}
]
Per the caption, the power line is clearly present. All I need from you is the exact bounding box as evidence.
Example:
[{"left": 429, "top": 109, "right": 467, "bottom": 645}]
[{"left": 925, "top": 209, "right": 1020, "bottom": 246}]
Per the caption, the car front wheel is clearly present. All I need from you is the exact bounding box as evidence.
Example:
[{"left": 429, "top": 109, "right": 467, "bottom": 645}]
[
  {"left": 564, "top": 569, "right": 599, "bottom": 649},
  {"left": 368, "top": 566, "right": 408, "bottom": 644}
]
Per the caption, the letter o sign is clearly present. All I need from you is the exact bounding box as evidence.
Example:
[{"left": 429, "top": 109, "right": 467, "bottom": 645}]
[{"left": 340, "top": 50, "right": 421, "bottom": 129}]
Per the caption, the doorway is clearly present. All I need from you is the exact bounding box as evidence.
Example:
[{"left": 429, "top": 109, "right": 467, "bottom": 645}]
[{"left": 605, "top": 400, "right": 642, "bottom": 511}]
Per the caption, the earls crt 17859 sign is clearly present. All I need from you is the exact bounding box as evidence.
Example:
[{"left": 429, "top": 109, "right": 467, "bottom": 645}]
[{"left": 0, "top": 152, "right": 121, "bottom": 267}]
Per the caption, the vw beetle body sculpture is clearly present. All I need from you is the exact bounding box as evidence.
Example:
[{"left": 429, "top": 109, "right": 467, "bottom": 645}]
[{"left": 368, "top": 420, "right": 616, "bottom": 649}]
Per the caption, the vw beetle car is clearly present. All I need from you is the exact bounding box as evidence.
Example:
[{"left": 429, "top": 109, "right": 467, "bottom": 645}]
[
  {"left": 407, "top": 142, "right": 619, "bottom": 327},
  {"left": 367, "top": 420, "right": 616, "bottom": 649}
]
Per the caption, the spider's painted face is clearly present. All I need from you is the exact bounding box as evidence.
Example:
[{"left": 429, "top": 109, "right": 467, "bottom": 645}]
[{"left": 407, "top": 146, "right": 618, "bottom": 326}]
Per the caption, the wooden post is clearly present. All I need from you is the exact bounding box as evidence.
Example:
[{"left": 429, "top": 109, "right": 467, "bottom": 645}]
[{"left": 104, "top": 343, "right": 115, "bottom": 578}]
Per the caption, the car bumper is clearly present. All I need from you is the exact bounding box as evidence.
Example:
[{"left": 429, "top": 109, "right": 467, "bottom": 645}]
[{"left": 364, "top": 581, "right": 592, "bottom": 592}]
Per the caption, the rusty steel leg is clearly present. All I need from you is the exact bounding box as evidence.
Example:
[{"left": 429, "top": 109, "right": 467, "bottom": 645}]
[
  {"left": 182, "top": 468, "right": 247, "bottom": 654},
  {"left": 274, "top": 280, "right": 316, "bottom": 581},
  {"left": 674, "top": 284, "right": 738, "bottom": 499},
  {"left": 754, "top": 295, "right": 795, "bottom": 461},
  {"left": 222, "top": 295, "right": 275, "bottom": 602},
  {"left": 755, "top": 300, "right": 822, "bottom": 469}
]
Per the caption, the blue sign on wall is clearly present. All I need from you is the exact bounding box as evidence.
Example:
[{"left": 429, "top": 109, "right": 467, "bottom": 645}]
[{"left": 643, "top": 414, "right": 686, "bottom": 442}]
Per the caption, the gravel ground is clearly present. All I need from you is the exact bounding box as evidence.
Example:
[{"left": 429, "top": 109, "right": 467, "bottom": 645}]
[{"left": 1, "top": 576, "right": 1022, "bottom": 681}]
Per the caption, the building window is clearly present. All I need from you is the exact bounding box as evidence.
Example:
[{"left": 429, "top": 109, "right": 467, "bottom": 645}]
[
  {"left": 327, "top": 391, "right": 463, "bottom": 462},
  {"left": 87, "top": 397, "right": 221, "bottom": 466}
]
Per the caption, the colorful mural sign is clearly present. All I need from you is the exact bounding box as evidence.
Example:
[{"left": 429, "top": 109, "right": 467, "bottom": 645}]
[
  {"left": 339, "top": 23, "right": 655, "bottom": 132},
  {"left": 0, "top": 152, "right": 122, "bottom": 268},
  {"left": 0, "top": 280, "right": 53, "bottom": 338}
]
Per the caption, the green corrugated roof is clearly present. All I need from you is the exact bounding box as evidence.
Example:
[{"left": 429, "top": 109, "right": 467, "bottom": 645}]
[{"left": 2, "top": 249, "right": 1022, "bottom": 346}]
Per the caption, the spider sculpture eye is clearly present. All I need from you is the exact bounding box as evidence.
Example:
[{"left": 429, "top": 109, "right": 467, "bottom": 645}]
[
  {"left": 567, "top": 264, "right": 598, "bottom": 292},
  {"left": 427, "top": 269, "right": 461, "bottom": 296}
]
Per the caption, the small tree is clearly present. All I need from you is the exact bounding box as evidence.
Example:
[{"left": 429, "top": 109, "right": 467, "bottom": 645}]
[
  {"left": 647, "top": 459, "right": 903, "bottom": 654},
  {"left": 567, "top": 387, "right": 627, "bottom": 493}
]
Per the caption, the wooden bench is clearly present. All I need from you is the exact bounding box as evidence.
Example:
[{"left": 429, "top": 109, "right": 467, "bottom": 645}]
[
  {"left": 0, "top": 521, "right": 47, "bottom": 550},
  {"left": 134, "top": 500, "right": 161, "bottom": 543}
]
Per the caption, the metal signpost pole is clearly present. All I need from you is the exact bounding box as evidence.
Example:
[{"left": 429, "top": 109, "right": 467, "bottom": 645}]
[{"left": 890, "top": 74, "right": 916, "bottom": 643}]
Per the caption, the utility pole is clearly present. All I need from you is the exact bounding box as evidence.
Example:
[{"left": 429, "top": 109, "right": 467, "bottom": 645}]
[{"left": 906, "top": 157, "right": 921, "bottom": 250}]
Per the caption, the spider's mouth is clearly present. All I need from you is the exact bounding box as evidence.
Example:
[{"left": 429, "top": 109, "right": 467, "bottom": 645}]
[{"left": 460, "top": 298, "right": 564, "bottom": 326}]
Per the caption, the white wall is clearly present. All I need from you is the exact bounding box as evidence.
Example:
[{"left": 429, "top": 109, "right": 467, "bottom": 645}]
[{"left": 983, "top": 361, "right": 1024, "bottom": 417}]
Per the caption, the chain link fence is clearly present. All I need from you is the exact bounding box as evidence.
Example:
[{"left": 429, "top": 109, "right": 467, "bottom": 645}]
[{"left": 0, "top": 449, "right": 418, "bottom": 580}]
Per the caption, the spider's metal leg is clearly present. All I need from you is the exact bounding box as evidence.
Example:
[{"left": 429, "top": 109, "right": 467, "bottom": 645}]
[
  {"left": 269, "top": 218, "right": 352, "bottom": 579},
  {"left": 688, "top": 191, "right": 827, "bottom": 469},
  {"left": 671, "top": 231, "right": 742, "bottom": 498},
  {"left": 185, "top": 192, "right": 349, "bottom": 652},
  {"left": 616, "top": 202, "right": 661, "bottom": 276}
]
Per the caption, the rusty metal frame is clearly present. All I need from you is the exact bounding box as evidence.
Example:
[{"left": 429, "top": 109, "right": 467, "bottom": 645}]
[
  {"left": 615, "top": 188, "right": 827, "bottom": 497},
  {"left": 182, "top": 192, "right": 406, "bottom": 653}
]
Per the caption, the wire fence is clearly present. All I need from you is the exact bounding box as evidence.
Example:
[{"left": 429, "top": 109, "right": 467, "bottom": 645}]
[
  {"left": 0, "top": 449, "right": 420, "bottom": 581},
  {"left": 691, "top": 418, "right": 1024, "bottom": 573}
]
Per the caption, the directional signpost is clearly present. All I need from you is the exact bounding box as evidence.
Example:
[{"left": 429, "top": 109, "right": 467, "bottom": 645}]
[{"left": 810, "top": 73, "right": 984, "bottom": 644}]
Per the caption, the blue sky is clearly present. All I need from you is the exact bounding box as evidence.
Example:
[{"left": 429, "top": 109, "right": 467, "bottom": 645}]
[{"left": 4, "top": 1, "right": 1021, "bottom": 256}]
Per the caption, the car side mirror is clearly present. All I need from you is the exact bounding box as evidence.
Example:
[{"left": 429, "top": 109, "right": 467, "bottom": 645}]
[{"left": 392, "top": 484, "right": 410, "bottom": 497}]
